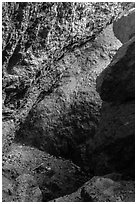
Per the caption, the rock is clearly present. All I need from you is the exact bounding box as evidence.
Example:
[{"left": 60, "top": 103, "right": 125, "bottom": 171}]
[
  {"left": 113, "top": 8, "right": 135, "bottom": 43},
  {"left": 102, "top": 172, "right": 122, "bottom": 181},
  {"left": 15, "top": 174, "right": 42, "bottom": 202},
  {"left": 87, "top": 21, "right": 135, "bottom": 179},
  {"left": 50, "top": 174, "right": 134, "bottom": 202},
  {"left": 2, "top": 143, "right": 89, "bottom": 201},
  {"left": 51, "top": 188, "right": 82, "bottom": 202},
  {"left": 2, "top": 120, "right": 15, "bottom": 154},
  {"left": 96, "top": 37, "right": 135, "bottom": 103},
  {"left": 81, "top": 176, "right": 135, "bottom": 202},
  {"left": 2, "top": 173, "right": 42, "bottom": 202},
  {"left": 90, "top": 101, "right": 135, "bottom": 177},
  {"left": 15, "top": 23, "right": 121, "bottom": 168},
  {"left": 2, "top": 175, "right": 15, "bottom": 202}
]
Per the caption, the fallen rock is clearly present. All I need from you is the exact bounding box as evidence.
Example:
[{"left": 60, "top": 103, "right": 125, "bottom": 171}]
[
  {"left": 15, "top": 174, "right": 42, "bottom": 202},
  {"left": 2, "top": 173, "right": 42, "bottom": 202},
  {"left": 113, "top": 8, "right": 135, "bottom": 43},
  {"left": 50, "top": 174, "right": 135, "bottom": 202},
  {"left": 96, "top": 37, "right": 135, "bottom": 103},
  {"left": 51, "top": 188, "right": 82, "bottom": 202},
  {"left": 87, "top": 17, "right": 135, "bottom": 179},
  {"left": 2, "top": 175, "right": 15, "bottom": 202},
  {"left": 2, "top": 143, "right": 89, "bottom": 201},
  {"left": 15, "top": 23, "right": 121, "bottom": 168},
  {"left": 2, "top": 120, "right": 15, "bottom": 154},
  {"left": 81, "top": 176, "right": 135, "bottom": 202},
  {"left": 90, "top": 101, "right": 135, "bottom": 177}
]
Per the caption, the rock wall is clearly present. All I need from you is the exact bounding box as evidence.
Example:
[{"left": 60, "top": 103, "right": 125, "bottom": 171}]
[
  {"left": 3, "top": 143, "right": 89, "bottom": 201},
  {"left": 2, "top": 4, "right": 135, "bottom": 202},
  {"left": 113, "top": 8, "right": 135, "bottom": 43},
  {"left": 87, "top": 9, "right": 135, "bottom": 179},
  {"left": 51, "top": 174, "right": 135, "bottom": 202},
  {"left": 50, "top": 9, "right": 135, "bottom": 202},
  {"left": 15, "top": 23, "right": 121, "bottom": 168}
]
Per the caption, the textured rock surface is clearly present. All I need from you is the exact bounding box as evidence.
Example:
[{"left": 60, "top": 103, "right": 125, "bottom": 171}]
[
  {"left": 2, "top": 3, "right": 124, "bottom": 156},
  {"left": 96, "top": 37, "right": 135, "bottom": 103},
  {"left": 81, "top": 176, "right": 135, "bottom": 202},
  {"left": 52, "top": 189, "right": 82, "bottom": 202},
  {"left": 15, "top": 174, "right": 42, "bottom": 202},
  {"left": 2, "top": 143, "right": 89, "bottom": 201},
  {"left": 2, "top": 173, "right": 42, "bottom": 202},
  {"left": 2, "top": 175, "right": 16, "bottom": 202},
  {"left": 113, "top": 8, "right": 135, "bottom": 43},
  {"left": 88, "top": 101, "right": 135, "bottom": 178},
  {"left": 2, "top": 120, "right": 15, "bottom": 153},
  {"left": 2, "top": 5, "right": 135, "bottom": 202},
  {"left": 51, "top": 174, "right": 135, "bottom": 202},
  {"left": 87, "top": 12, "right": 135, "bottom": 179},
  {"left": 15, "top": 24, "right": 121, "bottom": 168}
]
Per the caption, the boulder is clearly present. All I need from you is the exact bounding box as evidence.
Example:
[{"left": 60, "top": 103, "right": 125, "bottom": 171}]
[
  {"left": 87, "top": 20, "right": 135, "bottom": 179},
  {"left": 51, "top": 189, "right": 82, "bottom": 202},
  {"left": 15, "top": 174, "right": 42, "bottom": 202},
  {"left": 2, "top": 120, "right": 15, "bottom": 154},
  {"left": 50, "top": 174, "right": 135, "bottom": 202},
  {"left": 96, "top": 37, "right": 135, "bottom": 103},
  {"left": 81, "top": 176, "right": 135, "bottom": 202},
  {"left": 89, "top": 101, "right": 135, "bottom": 178},
  {"left": 2, "top": 172, "right": 42, "bottom": 202},
  {"left": 2, "top": 143, "right": 89, "bottom": 201},
  {"left": 113, "top": 8, "right": 135, "bottom": 43},
  {"left": 2, "top": 175, "right": 16, "bottom": 202},
  {"left": 15, "top": 23, "right": 121, "bottom": 168}
]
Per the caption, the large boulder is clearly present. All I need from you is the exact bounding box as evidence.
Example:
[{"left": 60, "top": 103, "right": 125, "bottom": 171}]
[
  {"left": 81, "top": 176, "right": 135, "bottom": 202},
  {"left": 87, "top": 12, "right": 135, "bottom": 179},
  {"left": 88, "top": 101, "right": 135, "bottom": 178},
  {"left": 15, "top": 174, "right": 42, "bottom": 202},
  {"left": 113, "top": 8, "right": 135, "bottom": 43},
  {"left": 2, "top": 174, "right": 42, "bottom": 202},
  {"left": 2, "top": 143, "right": 89, "bottom": 201},
  {"left": 50, "top": 174, "right": 135, "bottom": 202},
  {"left": 15, "top": 24, "right": 121, "bottom": 168},
  {"left": 2, "top": 120, "right": 15, "bottom": 154},
  {"left": 2, "top": 175, "right": 16, "bottom": 202},
  {"left": 96, "top": 37, "right": 135, "bottom": 103}
]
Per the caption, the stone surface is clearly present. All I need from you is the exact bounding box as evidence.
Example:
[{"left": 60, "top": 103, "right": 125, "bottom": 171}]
[
  {"left": 113, "top": 8, "right": 135, "bottom": 43},
  {"left": 2, "top": 120, "right": 15, "bottom": 154},
  {"left": 2, "top": 175, "right": 16, "bottom": 202},
  {"left": 2, "top": 23, "right": 122, "bottom": 202},
  {"left": 89, "top": 101, "right": 135, "bottom": 178},
  {"left": 15, "top": 24, "right": 121, "bottom": 168},
  {"left": 51, "top": 189, "right": 82, "bottom": 202},
  {"left": 2, "top": 5, "right": 135, "bottom": 202},
  {"left": 2, "top": 173, "right": 42, "bottom": 202},
  {"left": 87, "top": 15, "right": 135, "bottom": 179},
  {"left": 81, "top": 176, "right": 135, "bottom": 202},
  {"left": 2, "top": 143, "right": 89, "bottom": 201},
  {"left": 15, "top": 174, "right": 42, "bottom": 202},
  {"left": 96, "top": 37, "right": 135, "bottom": 103},
  {"left": 50, "top": 174, "right": 135, "bottom": 202}
]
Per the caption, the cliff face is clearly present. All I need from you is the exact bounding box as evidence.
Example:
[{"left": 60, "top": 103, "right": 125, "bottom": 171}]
[
  {"left": 14, "top": 23, "right": 121, "bottom": 168},
  {"left": 51, "top": 8, "right": 135, "bottom": 202},
  {"left": 87, "top": 9, "right": 135, "bottom": 179},
  {"left": 2, "top": 3, "right": 135, "bottom": 202},
  {"left": 2, "top": 2, "right": 123, "bottom": 156}
]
